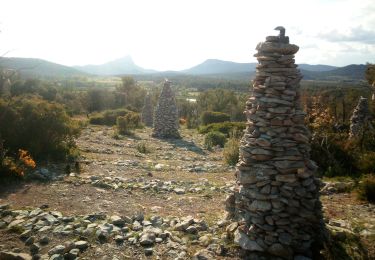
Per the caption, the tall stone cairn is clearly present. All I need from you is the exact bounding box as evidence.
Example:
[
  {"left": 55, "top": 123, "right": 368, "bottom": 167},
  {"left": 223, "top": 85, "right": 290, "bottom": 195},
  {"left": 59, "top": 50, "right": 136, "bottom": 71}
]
[
  {"left": 152, "top": 80, "right": 180, "bottom": 138},
  {"left": 349, "top": 97, "right": 370, "bottom": 138},
  {"left": 141, "top": 93, "right": 154, "bottom": 127},
  {"left": 227, "top": 27, "right": 324, "bottom": 259}
]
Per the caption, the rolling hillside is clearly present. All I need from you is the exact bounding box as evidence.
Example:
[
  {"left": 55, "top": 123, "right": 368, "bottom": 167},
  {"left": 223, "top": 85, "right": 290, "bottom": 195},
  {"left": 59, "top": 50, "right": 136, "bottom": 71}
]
[
  {"left": 298, "top": 64, "right": 338, "bottom": 72},
  {"left": 301, "top": 65, "right": 367, "bottom": 81},
  {"left": 0, "top": 57, "right": 87, "bottom": 78},
  {"left": 0, "top": 56, "right": 367, "bottom": 82}
]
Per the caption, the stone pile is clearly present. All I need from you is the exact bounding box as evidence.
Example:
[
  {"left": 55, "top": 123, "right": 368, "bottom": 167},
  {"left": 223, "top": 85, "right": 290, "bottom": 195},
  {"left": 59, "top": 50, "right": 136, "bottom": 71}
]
[
  {"left": 349, "top": 96, "right": 370, "bottom": 138},
  {"left": 142, "top": 93, "right": 154, "bottom": 127},
  {"left": 227, "top": 27, "right": 324, "bottom": 259},
  {"left": 73, "top": 174, "right": 233, "bottom": 194},
  {"left": 0, "top": 204, "right": 217, "bottom": 259},
  {"left": 152, "top": 80, "right": 180, "bottom": 138}
]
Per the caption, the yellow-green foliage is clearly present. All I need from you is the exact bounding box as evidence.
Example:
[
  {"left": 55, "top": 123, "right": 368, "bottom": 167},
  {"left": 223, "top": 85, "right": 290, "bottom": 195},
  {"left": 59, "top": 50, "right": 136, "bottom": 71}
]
[
  {"left": 89, "top": 109, "right": 130, "bottom": 126},
  {"left": 116, "top": 112, "right": 142, "bottom": 135},
  {"left": 198, "top": 122, "right": 246, "bottom": 136},
  {"left": 323, "top": 227, "right": 369, "bottom": 260},
  {"left": 204, "top": 131, "right": 227, "bottom": 148},
  {"left": 136, "top": 141, "right": 150, "bottom": 154},
  {"left": 223, "top": 136, "right": 240, "bottom": 166},
  {"left": 200, "top": 111, "right": 230, "bottom": 125}
]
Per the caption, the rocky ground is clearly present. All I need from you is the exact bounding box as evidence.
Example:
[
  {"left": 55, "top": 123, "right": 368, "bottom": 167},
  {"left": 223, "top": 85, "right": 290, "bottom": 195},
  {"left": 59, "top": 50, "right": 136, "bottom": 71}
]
[{"left": 0, "top": 125, "right": 374, "bottom": 260}]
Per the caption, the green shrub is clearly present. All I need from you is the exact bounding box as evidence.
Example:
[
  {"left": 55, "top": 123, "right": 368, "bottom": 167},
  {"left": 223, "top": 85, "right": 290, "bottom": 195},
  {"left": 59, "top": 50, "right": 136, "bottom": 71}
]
[
  {"left": 310, "top": 133, "right": 358, "bottom": 177},
  {"left": 0, "top": 96, "right": 80, "bottom": 160},
  {"left": 136, "top": 141, "right": 150, "bottom": 153},
  {"left": 204, "top": 131, "right": 226, "bottom": 148},
  {"left": 116, "top": 111, "right": 142, "bottom": 135},
  {"left": 199, "top": 122, "right": 246, "bottom": 136},
  {"left": 223, "top": 135, "right": 240, "bottom": 166},
  {"left": 89, "top": 109, "right": 130, "bottom": 126},
  {"left": 357, "top": 174, "right": 375, "bottom": 203},
  {"left": 357, "top": 152, "right": 375, "bottom": 174},
  {"left": 201, "top": 111, "right": 230, "bottom": 125},
  {"left": 186, "top": 116, "right": 199, "bottom": 129}
]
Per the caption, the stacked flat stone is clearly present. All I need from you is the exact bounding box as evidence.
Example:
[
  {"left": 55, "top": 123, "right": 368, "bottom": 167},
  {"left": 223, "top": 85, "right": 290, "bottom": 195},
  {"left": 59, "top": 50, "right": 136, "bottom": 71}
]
[
  {"left": 349, "top": 97, "right": 370, "bottom": 139},
  {"left": 142, "top": 93, "right": 154, "bottom": 127},
  {"left": 229, "top": 28, "right": 323, "bottom": 259},
  {"left": 152, "top": 80, "right": 180, "bottom": 139}
]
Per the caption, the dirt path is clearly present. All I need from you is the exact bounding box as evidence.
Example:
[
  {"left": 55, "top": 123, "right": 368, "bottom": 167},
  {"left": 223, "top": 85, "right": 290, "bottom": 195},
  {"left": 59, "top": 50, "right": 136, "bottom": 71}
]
[
  {"left": 0, "top": 125, "right": 374, "bottom": 259},
  {"left": 0, "top": 126, "right": 237, "bottom": 259}
]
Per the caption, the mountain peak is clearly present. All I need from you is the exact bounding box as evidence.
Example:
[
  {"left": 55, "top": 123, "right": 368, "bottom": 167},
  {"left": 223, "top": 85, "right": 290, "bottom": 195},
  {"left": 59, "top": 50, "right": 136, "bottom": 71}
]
[
  {"left": 74, "top": 55, "right": 155, "bottom": 75},
  {"left": 111, "top": 55, "right": 134, "bottom": 64},
  {"left": 183, "top": 59, "right": 255, "bottom": 75}
]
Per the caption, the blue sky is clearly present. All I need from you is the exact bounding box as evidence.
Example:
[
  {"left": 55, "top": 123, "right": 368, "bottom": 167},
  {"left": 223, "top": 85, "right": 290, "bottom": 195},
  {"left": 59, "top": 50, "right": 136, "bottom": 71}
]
[{"left": 0, "top": 0, "right": 374, "bottom": 70}]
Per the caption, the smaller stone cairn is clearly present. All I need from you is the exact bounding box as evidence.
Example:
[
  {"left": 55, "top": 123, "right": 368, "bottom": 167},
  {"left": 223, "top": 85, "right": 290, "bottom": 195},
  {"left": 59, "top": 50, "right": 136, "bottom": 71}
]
[
  {"left": 349, "top": 96, "right": 371, "bottom": 138},
  {"left": 152, "top": 80, "right": 180, "bottom": 139},
  {"left": 142, "top": 93, "right": 154, "bottom": 127}
]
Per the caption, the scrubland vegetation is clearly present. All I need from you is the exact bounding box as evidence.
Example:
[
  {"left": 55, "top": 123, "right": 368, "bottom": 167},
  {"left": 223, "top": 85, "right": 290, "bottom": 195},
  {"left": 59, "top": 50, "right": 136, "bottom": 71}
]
[
  {"left": 0, "top": 64, "right": 375, "bottom": 259},
  {"left": 1, "top": 67, "right": 375, "bottom": 197}
]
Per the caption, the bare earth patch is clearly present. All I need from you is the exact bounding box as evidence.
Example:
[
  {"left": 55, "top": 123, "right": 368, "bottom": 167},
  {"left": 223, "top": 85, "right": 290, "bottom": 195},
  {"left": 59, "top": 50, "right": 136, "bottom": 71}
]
[{"left": 0, "top": 125, "right": 373, "bottom": 259}]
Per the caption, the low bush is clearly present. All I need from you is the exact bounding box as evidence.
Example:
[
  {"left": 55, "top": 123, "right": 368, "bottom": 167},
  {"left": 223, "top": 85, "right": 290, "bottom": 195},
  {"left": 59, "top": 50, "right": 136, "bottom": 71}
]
[
  {"left": 204, "top": 131, "right": 226, "bottom": 148},
  {"left": 357, "top": 152, "right": 375, "bottom": 174},
  {"left": 201, "top": 111, "right": 230, "bottom": 125},
  {"left": 136, "top": 141, "right": 150, "bottom": 153},
  {"left": 310, "top": 133, "right": 358, "bottom": 177},
  {"left": 199, "top": 122, "right": 246, "bottom": 136},
  {"left": 357, "top": 174, "right": 375, "bottom": 203},
  {"left": 223, "top": 134, "right": 240, "bottom": 166},
  {"left": 116, "top": 111, "right": 142, "bottom": 135},
  {"left": 89, "top": 109, "right": 130, "bottom": 126},
  {"left": 186, "top": 116, "right": 199, "bottom": 129},
  {"left": 0, "top": 96, "right": 80, "bottom": 160}
]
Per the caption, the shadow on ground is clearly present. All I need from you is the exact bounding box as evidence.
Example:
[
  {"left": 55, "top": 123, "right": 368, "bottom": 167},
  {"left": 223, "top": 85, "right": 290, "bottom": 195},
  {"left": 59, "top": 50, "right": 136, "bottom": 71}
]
[{"left": 160, "top": 137, "right": 206, "bottom": 155}]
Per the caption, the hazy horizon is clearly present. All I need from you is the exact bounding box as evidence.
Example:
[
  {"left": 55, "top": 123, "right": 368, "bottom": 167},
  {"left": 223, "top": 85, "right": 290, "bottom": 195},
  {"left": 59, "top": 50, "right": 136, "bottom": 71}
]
[{"left": 1, "top": 0, "right": 374, "bottom": 71}]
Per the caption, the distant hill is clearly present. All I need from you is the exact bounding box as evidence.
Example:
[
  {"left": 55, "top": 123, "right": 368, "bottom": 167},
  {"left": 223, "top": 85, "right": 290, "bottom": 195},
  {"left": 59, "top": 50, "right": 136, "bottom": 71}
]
[
  {"left": 183, "top": 59, "right": 256, "bottom": 75},
  {"left": 298, "top": 64, "right": 338, "bottom": 72},
  {"left": 301, "top": 64, "right": 367, "bottom": 81},
  {"left": 74, "top": 56, "right": 156, "bottom": 75},
  {"left": 183, "top": 60, "right": 341, "bottom": 75},
  {"left": 0, "top": 57, "right": 86, "bottom": 78},
  {"left": 0, "top": 56, "right": 366, "bottom": 82},
  {"left": 183, "top": 60, "right": 365, "bottom": 82}
]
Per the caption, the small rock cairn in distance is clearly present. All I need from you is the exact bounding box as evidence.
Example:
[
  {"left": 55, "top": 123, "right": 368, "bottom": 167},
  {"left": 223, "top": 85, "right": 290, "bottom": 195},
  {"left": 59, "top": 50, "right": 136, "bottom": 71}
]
[
  {"left": 142, "top": 93, "right": 154, "bottom": 127},
  {"left": 152, "top": 80, "right": 180, "bottom": 139},
  {"left": 349, "top": 96, "right": 371, "bottom": 139}
]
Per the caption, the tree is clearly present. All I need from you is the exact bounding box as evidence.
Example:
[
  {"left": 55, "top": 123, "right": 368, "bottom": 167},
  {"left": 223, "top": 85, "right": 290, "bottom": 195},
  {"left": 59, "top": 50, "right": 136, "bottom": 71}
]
[
  {"left": 196, "top": 89, "right": 244, "bottom": 121},
  {"left": 116, "top": 76, "right": 146, "bottom": 111}
]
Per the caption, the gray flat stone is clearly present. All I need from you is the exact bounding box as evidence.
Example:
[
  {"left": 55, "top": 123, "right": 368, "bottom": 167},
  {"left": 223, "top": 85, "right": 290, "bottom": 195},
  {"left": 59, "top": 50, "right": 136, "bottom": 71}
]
[{"left": 233, "top": 229, "right": 264, "bottom": 251}]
